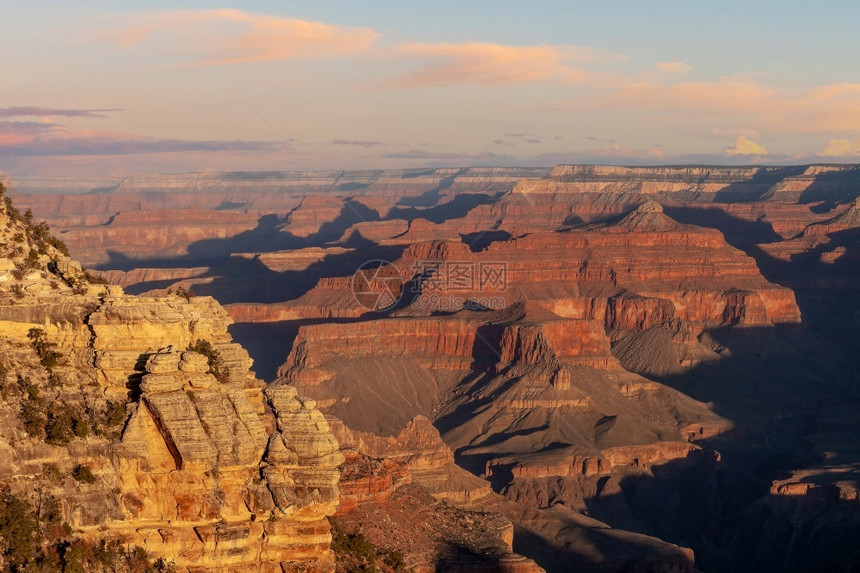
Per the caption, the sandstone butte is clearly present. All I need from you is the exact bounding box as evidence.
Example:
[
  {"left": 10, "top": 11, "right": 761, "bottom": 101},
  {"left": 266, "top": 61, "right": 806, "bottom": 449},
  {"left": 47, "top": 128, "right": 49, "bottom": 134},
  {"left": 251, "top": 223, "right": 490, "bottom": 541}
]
[
  {"left": 0, "top": 192, "right": 345, "bottom": 571},
  {"left": 275, "top": 200, "right": 801, "bottom": 333}
]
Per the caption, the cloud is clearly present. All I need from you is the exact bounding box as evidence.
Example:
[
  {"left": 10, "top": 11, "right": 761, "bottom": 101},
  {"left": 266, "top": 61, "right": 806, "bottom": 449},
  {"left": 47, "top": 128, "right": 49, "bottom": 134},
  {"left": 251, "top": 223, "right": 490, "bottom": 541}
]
[
  {"left": 655, "top": 61, "right": 692, "bottom": 73},
  {"left": 581, "top": 136, "right": 617, "bottom": 144},
  {"left": 709, "top": 127, "right": 759, "bottom": 138},
  {"left": 725, "top": 135, "right": 768, "bottom": 156},
  {"left": 525, "top": 138, "right": 542, "bottom": 144},
  {"left": 654, "top": 60, "right": 693, "bottom": 74},
  {"left": 106, "top": 9, "right": 378, "bottom": 66},
  {"left": 0, "top": 107, "right": 120, "bottom": 118},
  {"left": 383, "top": 149, "right": 475, "bottom": 160},
  {"left": 0, "top": 121, "right": 63, "bottom": 146},
  {"left": 388, "top": 42, "right": 598, "bottom": 87},
  {"left": 606, "top": 78, "right": 777, "bottom": 115},
  {"left": 586, "top": 78, "right": 860, "bottom": 132},
  {"left": 382, "top": 149, "right": 516, "bottom": 162},
  {"left": 819, "top": 138, "right": 860, "bottom": 157},
  {"left": 0, "top": 120, "right": 280, "bottom": 156},
  {"left": 331, "top": 139, "right": 383, "bottom": 148}
]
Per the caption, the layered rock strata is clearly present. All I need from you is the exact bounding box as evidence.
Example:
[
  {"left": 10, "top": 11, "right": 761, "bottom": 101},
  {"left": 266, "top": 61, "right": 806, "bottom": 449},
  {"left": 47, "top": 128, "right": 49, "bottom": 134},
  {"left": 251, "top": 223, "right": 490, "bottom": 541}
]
[{"left": 0, "top": 193, "right": 344, "bottom": 571}]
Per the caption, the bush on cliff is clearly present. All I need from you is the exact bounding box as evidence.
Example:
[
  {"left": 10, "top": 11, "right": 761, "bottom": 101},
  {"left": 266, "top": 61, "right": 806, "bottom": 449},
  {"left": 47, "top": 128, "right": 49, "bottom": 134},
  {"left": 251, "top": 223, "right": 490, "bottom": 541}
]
[
  {"left": 0, "top": 488, "right": 39, "bottom": 569},
  {"left": 0, "top": 184, "right": 70, "bottom": 258},
  {"left": 71, "top": 464, "right": 96, "bottom": 484},
  {"left": 187, "top": 339, "right": 229, "bottom": 383},
  {"left": 27, "top": 327, "right": 63, "bottom": 373},
  {"left": 329, "top": 517, "right": 405, "bottom": 573}
]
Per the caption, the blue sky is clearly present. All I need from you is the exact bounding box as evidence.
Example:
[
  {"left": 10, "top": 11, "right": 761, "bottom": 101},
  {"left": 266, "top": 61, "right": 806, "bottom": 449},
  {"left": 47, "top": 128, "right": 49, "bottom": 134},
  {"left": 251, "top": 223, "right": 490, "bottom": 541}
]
[{"left": 2, "top": 1, "right": 859, "bottom": 175}]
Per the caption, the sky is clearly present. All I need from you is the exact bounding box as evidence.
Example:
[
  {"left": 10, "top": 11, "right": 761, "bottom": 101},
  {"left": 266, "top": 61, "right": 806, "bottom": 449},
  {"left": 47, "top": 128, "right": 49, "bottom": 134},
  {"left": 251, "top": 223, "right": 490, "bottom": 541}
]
[{"left": 2, "top": 0, "right": 859, "bottom": 176}]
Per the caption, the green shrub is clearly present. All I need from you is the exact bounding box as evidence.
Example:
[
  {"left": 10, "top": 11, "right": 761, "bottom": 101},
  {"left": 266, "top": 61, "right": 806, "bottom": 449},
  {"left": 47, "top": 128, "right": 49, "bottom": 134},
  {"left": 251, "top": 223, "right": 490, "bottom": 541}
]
[
  {"left": 25, "top": 248, "right": 40, "bottom": 270},
  {"left": 4, "top": 196, "right": 21, "bottom": 221},
  {"left": 173, "top": 285, "right": 195, "bottom": 301},
  {"left": 330, "top": 518, "right": 389, "bottom": 572},
  {"left": 20, "top": 382, "right": 47, "bottom": 439},
  {"left": 187, "top": 339, "right": 229, "bottom": 382},
  {"left": 40, "top": 464, "right": 64, "bottom": 484},
  {"left": 45, "top": 407, "right": 75, "bottom": 446},
  {"left": 27, "top": 327, "right": 63, "bottom": 373},
  {"left": 1, "top": 190, "right": 71, "bottom": 258},
  {"left": 0, "top": 489, "right": 39, "bottom": 569},
  {"left": 45, "top": 234, "right": 70, "bottom": 257},
  {"left": 0, "top": 474, "right": 172, "bottom": 572},
  {"left": 0, "top": 362, "right": 7, "bottom": 398},
  {"left": 82, "top": 269, "right": 109, "bottom": 285},
  {"left": 383, "top": 549, "right": 406, "bottom": 571},
  {"left": 71, "top": 464, "right": 96, "bottom": 484},
  {"left": 72, "top": 418, "right": 90, "bottom": 438},
  {"left": 52, "top": 538, "right": 174, "bottom": 573},
  {"left": 102, "top": 400, "right": 128, "bottom": 427},
  {"left": 17, "top": 380, "right": 88, "bottom": 445}
]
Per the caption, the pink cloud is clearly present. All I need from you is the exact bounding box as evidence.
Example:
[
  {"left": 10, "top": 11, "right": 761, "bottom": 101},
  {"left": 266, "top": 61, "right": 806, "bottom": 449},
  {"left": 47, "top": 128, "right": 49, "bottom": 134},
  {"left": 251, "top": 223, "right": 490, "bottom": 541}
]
[
  {"left": 608, "top": 78, "right": 777, "bottom": 115},
  {"left": 593, "top": 78, "right": 860, "bottom": 132},
  {"left": 0, "top": 107, "right": 120, "bottom": 118},
  {"left": 107, "top": 9, "right": 379, "bottom": 66},
  {"left": 655, "top": 61, "right": 691, "bottom": 73},
  {"left": 331, "top": 139, "right": 384, "bottom": 148},
  {"left": 0, "top": 120, "right": 280, "bottom": 156},
  {"left": 388, "top": 43, "right": 598, "bottom": 88}
]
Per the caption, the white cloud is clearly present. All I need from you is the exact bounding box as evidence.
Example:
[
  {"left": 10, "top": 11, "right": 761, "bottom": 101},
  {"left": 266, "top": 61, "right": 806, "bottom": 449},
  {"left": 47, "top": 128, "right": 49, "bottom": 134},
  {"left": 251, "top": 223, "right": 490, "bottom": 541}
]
[
  {"left": 819, "top": 138, "right": 860, "bottom": 157},
  {"left": 726, "top": 135, "right": 768, "bottom": 156}
]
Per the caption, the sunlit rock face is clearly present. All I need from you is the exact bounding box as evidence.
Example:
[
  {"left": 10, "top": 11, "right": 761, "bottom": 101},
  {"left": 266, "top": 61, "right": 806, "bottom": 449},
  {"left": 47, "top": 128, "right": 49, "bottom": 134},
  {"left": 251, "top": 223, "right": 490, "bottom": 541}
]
[{"left": 0, "top": 194, "right": 344, "bottom": 571}]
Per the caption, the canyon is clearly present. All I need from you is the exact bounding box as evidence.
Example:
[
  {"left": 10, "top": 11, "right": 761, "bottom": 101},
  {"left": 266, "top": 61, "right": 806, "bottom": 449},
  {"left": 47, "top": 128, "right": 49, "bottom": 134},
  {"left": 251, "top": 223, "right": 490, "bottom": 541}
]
[{"left": 4, "top": 164, "right": 860, "bottom": 572}]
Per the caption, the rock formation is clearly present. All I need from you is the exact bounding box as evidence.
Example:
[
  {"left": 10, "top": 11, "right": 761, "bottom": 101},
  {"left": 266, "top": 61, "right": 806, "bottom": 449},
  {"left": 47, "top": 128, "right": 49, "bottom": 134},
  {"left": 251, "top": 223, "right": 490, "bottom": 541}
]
[
  {"left": 6, "top": 163, "right": 860, "bottom": 572},
  {"left": 0, "top": 188, "right": 343, "bottom": 571}
]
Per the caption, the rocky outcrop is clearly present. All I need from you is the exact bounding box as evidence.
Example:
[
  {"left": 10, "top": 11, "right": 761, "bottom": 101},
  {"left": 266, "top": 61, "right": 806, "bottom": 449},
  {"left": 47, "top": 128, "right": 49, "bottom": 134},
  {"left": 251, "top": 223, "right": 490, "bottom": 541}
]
[
  {"left": 277, "top": 303, "right": 638, "bottom": 434},
  {"left": 109, "top": 352, "right": 341, "bottom": 570},
  {"left": 330, "top": 413, "right": 699, "bottom": 573},
  {"left": 803, "top": 196, "right": 860, "bottom": 236},
  {"left": 0, "top": 192, "right": 344, "bottom": 571},
  {"left": 276, "top": 300, "right": 729, "bottom": 536}
]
